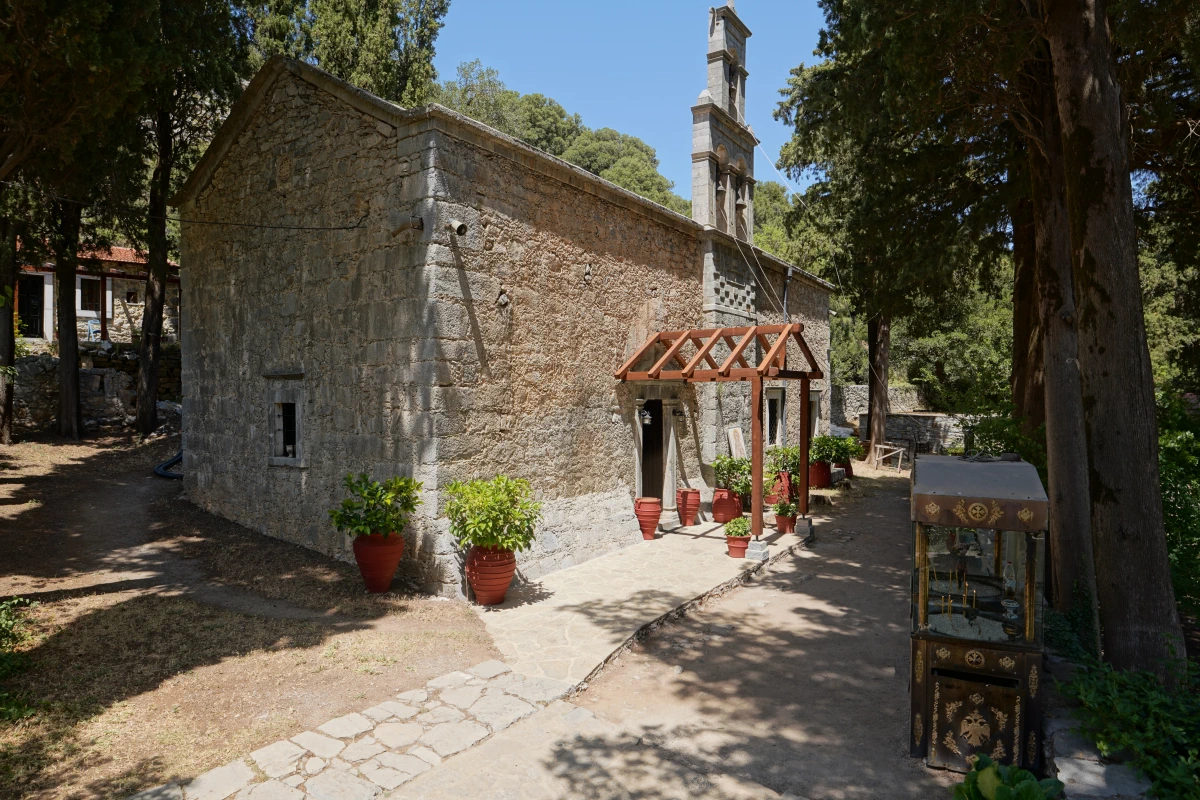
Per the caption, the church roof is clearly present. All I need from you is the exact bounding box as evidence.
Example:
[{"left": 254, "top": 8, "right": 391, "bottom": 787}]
[{"left": 172, "top": 56, "right": 831, "bottom": 294}]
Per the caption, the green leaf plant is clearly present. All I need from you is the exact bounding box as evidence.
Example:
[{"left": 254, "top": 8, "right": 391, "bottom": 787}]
[
  {"left": 444, "top": 476, "right": 542, "bottom": 553},
  {"left": 723, "top": 517, "right": 751, "bottom": 538},
  {"left": 328, "top": 473, "right": 423, "bottom": 538},
  {"left": 952, "top": 754, "right": 1063, "bottom": 800}
]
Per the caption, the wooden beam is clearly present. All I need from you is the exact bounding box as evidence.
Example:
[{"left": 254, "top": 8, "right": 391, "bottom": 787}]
[
  {"left": 649, "top": 334, "right": 691, "bottom": 378},
  {"left": 653, "top": 323, "right": 797, "bottom": 339},
  {"left": 721, "top": 336, "right": 750, "bottom": 368},
  {"left": 614, "top": 334, "right": 660, "bottom": 379},
  {"left": 799, "top": 377, "right": 811, "bottom": 517},
  {"left": 752, "top": 376, "right": 764, "bottom": 539},
  {"left": 792, "top": 328, "right": 821, "bottom": 374},
  {"left": 682, "top": 328, "right": 724, "bottom": 377},
  {"left": 758, "top": 325, "right": 793, "bottom": 375},
  {"left": 625, "top": 370, "right": 686, "bottom": 382},
  {"left": 719, "top": 328, "right": 757, "bottom": 375}
]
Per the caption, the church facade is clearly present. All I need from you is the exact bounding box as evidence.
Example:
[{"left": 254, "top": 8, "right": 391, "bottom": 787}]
[{"left": 173, "top": 2, "right": 833, "bottom": 594}]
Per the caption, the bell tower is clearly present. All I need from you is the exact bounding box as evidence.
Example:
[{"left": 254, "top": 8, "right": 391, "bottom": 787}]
[{"left": 691, "top": 1, "right": 758, "bottom": 242}]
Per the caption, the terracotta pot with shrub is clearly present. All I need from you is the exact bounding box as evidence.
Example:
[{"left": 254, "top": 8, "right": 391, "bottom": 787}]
[
  {"left": 831, "top": 436, "right": 864, "bottom": 478},
  {"left": 712, "top": 455, "right": 751, "bottom": 523},
  {"left": 634, "top": 497, "right": 663, "bottom": 540},
  {"left": 329, "top": 472, "right": 423, "bottom": 593},
  {"left": 773, "top": 500, "right": 798, "bottom": 534},
  {"left": 724, "top": 517, "right": 752, "bottom": 558},
  {"left": 446, "top": 476, "right": 542, "bottom": 605},
  {"left": 809, "top": 436, "right": 842, "bottom": 489},
  {"left": 676, "top": 488, "right": 700, "bottom": 527}
]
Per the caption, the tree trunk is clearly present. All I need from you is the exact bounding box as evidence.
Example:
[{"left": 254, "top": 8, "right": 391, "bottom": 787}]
[
  {"left": 1046, "top": 0, "right": 1184, "bottom": 678},
  {"left": 137, "top": 108, "right": 172, "bottom": 435},
  {"left": 52, "top": 201, "right": 83, "bottom": 439},
  {"left": 0, "top": 216, "right": 15, "bottom": 445},
  {"left": 867, "top": 315, "right": 891, "bottom": 467},
  {"left": 1026, "top": 52, "right": 1101, "bottom": 654},
  {"left": 1010, "top": 165, "right": 1044, "bottom": 434}
]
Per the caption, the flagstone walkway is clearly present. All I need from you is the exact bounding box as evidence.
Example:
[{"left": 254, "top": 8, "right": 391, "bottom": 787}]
[{"left": 476, "top": 520, "right": 808, "bottom": 685}]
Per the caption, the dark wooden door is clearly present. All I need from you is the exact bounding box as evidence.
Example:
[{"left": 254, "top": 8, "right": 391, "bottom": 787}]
[
  {"left": 17, "top": 276, "right": 43, "bottom": 338},
  {"left": 641, "top": 400, "right": 664, "bottom": 499}
]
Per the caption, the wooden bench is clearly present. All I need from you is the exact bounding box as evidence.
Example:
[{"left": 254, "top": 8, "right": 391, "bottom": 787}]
[{"left": 874, "top": 442, "right": 907, "bottom": 471}]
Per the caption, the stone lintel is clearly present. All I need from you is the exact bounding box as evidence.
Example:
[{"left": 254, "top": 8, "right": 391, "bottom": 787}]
[
  {"left": 690, "top": 103, "right": 759, "bottom": 146},
  {"left": 706, "top": 50, "right": 751, "bottom": 76}
]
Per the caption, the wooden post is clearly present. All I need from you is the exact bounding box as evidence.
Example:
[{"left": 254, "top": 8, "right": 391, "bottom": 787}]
[
  {"left": 799, "top": 378, "right": 810, "bottom": 516},
  {"left": 751, "top": 375, "right": 764, "bottom": 539}
]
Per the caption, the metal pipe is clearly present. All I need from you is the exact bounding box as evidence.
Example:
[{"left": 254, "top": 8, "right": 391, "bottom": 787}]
[
  {"left": 390, "top": 216, "right": 424, "bottom": 237},
  {"left": 782, "top": 266, "right": 793, "bottom": 321}
]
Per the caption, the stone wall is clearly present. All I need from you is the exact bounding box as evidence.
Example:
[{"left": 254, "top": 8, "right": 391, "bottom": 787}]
[
  {"left": 12, "top": 354, "right": 136, "bottom": 431},
  {"left": 178, "top": 62, "right": 832, "bottom": 595},
  {"left": 89, "top": 343, "right": 183, "bottom": 401},
  {"left": 855, "top": 411, "right": 964, "bottom": 455},
  {"left": 832, "top": 383, "right": 924, "bottom": 426}
]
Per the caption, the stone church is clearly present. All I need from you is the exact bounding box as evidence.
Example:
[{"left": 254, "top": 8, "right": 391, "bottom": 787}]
[{"left": 173, "top": 2, "right": 833, "bottom": 594}]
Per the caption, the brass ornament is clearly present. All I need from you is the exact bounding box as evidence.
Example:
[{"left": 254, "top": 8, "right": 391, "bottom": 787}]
[
  {"left": 968, "top": 502, "right": 988, "bottom": 522},
  {"left": 999, "top": 656, "right": 1016, "bottom": 670},
  {"left": 953, "top": 499, "right": 970, "bottom": 524},
  {"left": 970, "top": 693, "right": 984, "bottom": 706},
  {"left": 933, "top": 682, "right": 941, "bottom": 738},
  {"left": 991, "top": 740, "right": 1007, "bottom": 761},
  {"left": 915, "top": 649, "right": 924, "bottom": 684},
  {"left": 965, "top": 650, "right": 985, "bottom": 668},
  {"left": 1015, "top": 696, "right": 1022, "bottom": 758},
  {"left": 1029, "top": 665, "right": 1040, "bottom": 698},
  {"left": 1017, "top": 507, "right": 1034, "bottom": 524},
  {"left": 913, "top": 712, "right": 924, "bottom": 746},
  {"left": 987, "top": 500, "right": 1004, "bottom": 526},
  {"left": 991, "top": 707, "right": 1009, "bottom": 733},
  {"left": 943, "top": 730, "right": 962, "bottom": 756},
  {"left": 925, "top": 501, "right": 941, "bottom": 517},
  {"left": 960, "top": 711, "right": 992, "bottom": 747},
  {"left": 945, "top": 700, "right": 963, "bottom": 720},
  {"left": 1027, "top": 731, "right": 1038, "bottom": 765},
  {"left": 936, "top": 646, "right": 951, "bottom": 660}
]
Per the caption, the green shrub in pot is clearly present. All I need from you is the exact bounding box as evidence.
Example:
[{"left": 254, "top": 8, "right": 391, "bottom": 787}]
[
  {"left": 329, "top": 473, "right": 423, "bottom": 537},
  {"left": 723, "top": 517, "right": 751, "bottom": 538},
  {"left": 444, "top": 476, "right": 542, "bottom": 552},
  {"left": 809, "top": 436, "right": 842, "bottom": 464},
  {"left": 951, "top": 754, "right": 1062, "bottom": 800}
]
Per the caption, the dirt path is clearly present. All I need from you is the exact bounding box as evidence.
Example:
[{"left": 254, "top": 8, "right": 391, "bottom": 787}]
[
  {"left": 579, "top": 469, "right": 957, "bottom": 799},
  {"left": 0, "top": 435, "right": 499, "bottom": 800}
]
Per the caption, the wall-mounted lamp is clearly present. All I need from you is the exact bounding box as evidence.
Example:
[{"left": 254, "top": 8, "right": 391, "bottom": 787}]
[
  {"left": 446, "top": 220, "right": 467, "bottom": 236},
  {"left": 638, "top": 409, "right": 654, "bottom": 426}
]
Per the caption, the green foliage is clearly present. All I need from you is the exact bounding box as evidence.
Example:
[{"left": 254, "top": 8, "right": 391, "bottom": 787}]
[
  {"left": 829, "top": 294, "right": 869, "bottom": 386},
  {"left": 1158, "top": 392, "right": 1200, "bottom": 616},
  {"left": 809, "top": 435, "right": 842, "bottom": 465},
  {"left": 444, "top": 476, "right": 542, "bottom": 553},
  {"left": 963, "top": 404, "right": 1048, "bottom": 483},
  {"left": 713, "top": 455, "right": 751, "bottom": 495},
  {"left": 951, "top": 754, "right": 1063, "bottom": 800},
  {"left": 512, "top": 93, "right": 583, "bottom": 157},
  {"left": 435, "top": 60, "right": 519, "bottom": 131},
  {"left": 772, "top": 500, "right": 798, "bottom": 517},
  {"left": 328, "top": 473, "right": 423, "bottom": 538},
  {"left": 0, "top": 598, "right": 36, "bottom": 722},
  {"left": 1062, "top": 659, "right": 1200, "bottom": 799},
  {"left": 561, "top": 128, "right": 689, "bottom": 215},
  {"left": 249, "top": 0, "right": 448, "bottom": 105},
  {"left": 723, "top": 517, "right": 751, "bottom": 538}
]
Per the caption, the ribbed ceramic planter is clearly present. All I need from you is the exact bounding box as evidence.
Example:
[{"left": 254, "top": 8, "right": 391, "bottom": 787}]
[
  {"left": 352, "top": 532, "right": 406, "bottom": 593},
  {"left": 634, "top": 497, "right": 662, "bottom": 540},
  {"left": 711, "top": 489, "right": 741, "bottom": 523},
  {"left": 776, "top": 514, "right": 796, "bottom": 534},
  {"left": 726, "top": 536, "right": 750, "bottom": 558},
  {"left": 809, "top": 461, "right": 832, "bottom": 489},
  {"left": 465, "top": 545, "right": 517, "bottom": 605},
  {"left": 676, "top": 488, "right": 700, "bottom": 527}
]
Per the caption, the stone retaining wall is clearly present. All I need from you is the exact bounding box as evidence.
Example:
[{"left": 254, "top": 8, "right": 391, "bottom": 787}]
[
  {"left": 856, "top": 411, "right": 964, "bottom": 454},
  {"left": 832, "top": 384, "right": 924, "bottom": 426},
  {"left": 13, "top": 355, "right": 136, "bottom": 431}
]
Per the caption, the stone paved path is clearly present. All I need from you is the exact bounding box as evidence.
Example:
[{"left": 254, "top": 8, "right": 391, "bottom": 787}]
[{"left": 477, "top": 521, "right": 804, "bottom": 684}]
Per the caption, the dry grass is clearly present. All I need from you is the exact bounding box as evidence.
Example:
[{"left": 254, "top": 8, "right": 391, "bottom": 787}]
[{"left": 0, "top": 434, "right": 499, "bottom": 799}]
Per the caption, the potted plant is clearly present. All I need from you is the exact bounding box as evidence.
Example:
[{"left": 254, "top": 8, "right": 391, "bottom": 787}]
[
  {"left": 773, "top": 499, "right": 798, "bottom": 534},
  {"left": 832, "top": 437, "right": 864, "bottom": 478},
  {"left": 676, "top": 487, "right": 700, "bottom": 527},
  {"left": 809, "top": 436, "right": 840, "bottom": 489},
  {"left": 951, "top": 754, "right": 1063, "bottom": 800},
  {"left": 711, "top": 455, "right": 749, "bottom": 523},
  {"left": 723, "top": 516, "right": 752, "bottom": 558},
  {"left": 445, "top": 476, "right": 542, "bottom": 605},
  {"left": 634, "top": 496, "right": 662, "bottom": 540},
  {"left": 767, "top": 445, "right": 803, "bottom": 504},
  {"left": 329, "top": 473, "right": 423, "bottom": 593}
]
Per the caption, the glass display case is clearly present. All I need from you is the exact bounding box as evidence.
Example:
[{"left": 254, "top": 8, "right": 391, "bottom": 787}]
[{"left": 908, "top": 455, "right": 1048, "bottom": 773}]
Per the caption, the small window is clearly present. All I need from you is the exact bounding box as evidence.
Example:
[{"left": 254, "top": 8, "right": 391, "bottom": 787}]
[
  {"left": 126, "top": 291, "right": 139, "bottom": 303},
  {"left": 275, "top": 402, "right": 297, "bottom": 458},
  {"left": 267, "top": 389, "right": 304, "bottom": 466},
  {"left": 80, "top": 279, "right": 101, "bottom": 312}
]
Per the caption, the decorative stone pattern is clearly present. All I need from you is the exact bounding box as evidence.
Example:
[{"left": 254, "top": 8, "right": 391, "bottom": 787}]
[
  {"left": 177, "top": 59, "right": 832, "bottom": 595},
  {"left": 125, "top": 661, "right": 569, "bottom": 800}
]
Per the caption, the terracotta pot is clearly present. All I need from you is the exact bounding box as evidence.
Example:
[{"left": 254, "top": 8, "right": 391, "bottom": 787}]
[
  {"left": 835, "top": 461, "right": 855, "bottom": 478},
  {"left": 726, "top": 536, "right": 750, "bottom": 558},
  {"left": 809, "top": 461, "right": 832, "bottom": 489},
  {"left": 711, "top": 489, "right": 741, "bottom": 523},
  {"left": 352, "top": 532, "right": 406, "bottom": 594},
  {"left": 634, "top": 497, "right": 662, "bottom": 540},
  {"left": 776, "top": 514, "right": 795, "bottom": 534},
  {"left": 676, "top": 488, "right": 700, "bottom": 527},
  {"left": 465, "top": 545, "right": 517, "bottom": 605}
]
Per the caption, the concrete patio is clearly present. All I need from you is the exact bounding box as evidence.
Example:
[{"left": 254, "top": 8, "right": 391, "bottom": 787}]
[{"left": 476, "top": 518, "right": 810, "bottom": 685}]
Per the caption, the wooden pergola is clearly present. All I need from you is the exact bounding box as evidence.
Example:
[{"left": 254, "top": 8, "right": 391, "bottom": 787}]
[{"left": 614, "top": 323, "right": 824, "bottom": 538}]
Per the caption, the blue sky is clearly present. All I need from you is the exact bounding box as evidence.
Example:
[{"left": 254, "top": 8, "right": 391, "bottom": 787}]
[{"left": 432, "top": 1, "right": 827, "bottom": 199}]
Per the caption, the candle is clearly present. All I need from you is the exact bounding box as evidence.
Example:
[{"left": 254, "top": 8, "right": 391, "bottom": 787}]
[{"left": 973, "top": 589, "right": 976, "bottom": 608}]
